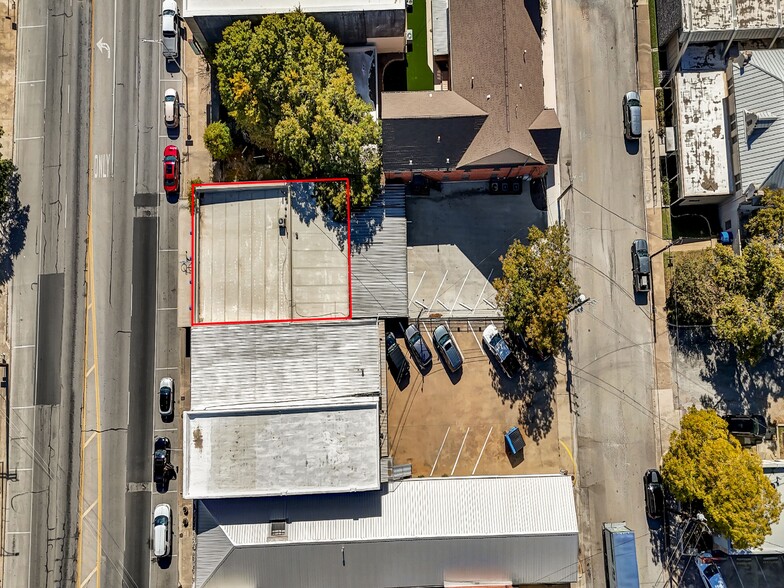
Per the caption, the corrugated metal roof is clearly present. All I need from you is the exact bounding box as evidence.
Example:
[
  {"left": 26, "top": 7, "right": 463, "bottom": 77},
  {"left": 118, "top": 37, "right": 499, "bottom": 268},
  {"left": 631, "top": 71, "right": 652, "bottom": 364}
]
[
  {"left": 195, "top": 475, "right": 578, "bottom": 587},
  {"left": 350, "top": 186, "right": 409, "bottom": 317},
  {"left": 431, "top": 0, "right": 449, "bottom": 56},
  {"left": 733, "top": 50, "right": 784, "bottom": 193},
  {"left": 190, "top": 320, "right": 381, "bottom": 410},
  {"left": 195, "top": 501, "right": 233, "bottom": 588}
]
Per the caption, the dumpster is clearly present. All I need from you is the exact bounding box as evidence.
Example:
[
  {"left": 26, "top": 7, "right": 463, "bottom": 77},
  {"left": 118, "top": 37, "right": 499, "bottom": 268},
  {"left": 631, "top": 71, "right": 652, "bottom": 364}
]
[{"left": 504, "top": 427, "right": 525, "bottom": 455}]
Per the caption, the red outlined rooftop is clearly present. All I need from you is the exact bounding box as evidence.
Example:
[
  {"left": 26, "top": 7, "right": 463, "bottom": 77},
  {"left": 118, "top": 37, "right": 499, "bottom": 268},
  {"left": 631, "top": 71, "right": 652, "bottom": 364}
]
[{"left": 191, "top": 180, "right": 351, "bottom": 325}]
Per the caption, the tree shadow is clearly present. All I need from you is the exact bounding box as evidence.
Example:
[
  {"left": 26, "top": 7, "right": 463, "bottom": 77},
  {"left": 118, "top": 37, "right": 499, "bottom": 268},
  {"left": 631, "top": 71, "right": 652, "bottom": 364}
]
[
  {"left": 491, "top": 347, "right": 557, "bottom": 443},
  {"left": 671, "top": 325, "right": 784, "bottom": 417},
  {"left": 0, "top": 170, "right": 30, "bottom": 284}
]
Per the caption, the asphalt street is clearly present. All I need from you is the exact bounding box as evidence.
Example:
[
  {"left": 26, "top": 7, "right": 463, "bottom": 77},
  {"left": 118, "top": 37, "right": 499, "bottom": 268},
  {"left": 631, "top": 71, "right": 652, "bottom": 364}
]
[
  {"left": 4, "top": 0, "right": 181, "bottom": 587},
  {"left": 553, "top": 0, "right": 660, "bottom": 585}
]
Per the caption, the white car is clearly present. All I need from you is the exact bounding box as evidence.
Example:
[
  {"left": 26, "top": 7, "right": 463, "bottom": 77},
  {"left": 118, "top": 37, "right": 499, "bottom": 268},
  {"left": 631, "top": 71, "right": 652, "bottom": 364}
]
[
  {"left": 152, "top": 503, "right": 171, "bottom": 559},
  {"left": 163, "top": 89, "right": 179, "bottom": 128},
  {"left": 161, "top": 0, "right": 180, "bottom": 59},
  {"left": 482, "top": 324, "right": 513, "bottom": 371},
  {"left": 159, "top": 377, "right": 174, "bottom": 418}
]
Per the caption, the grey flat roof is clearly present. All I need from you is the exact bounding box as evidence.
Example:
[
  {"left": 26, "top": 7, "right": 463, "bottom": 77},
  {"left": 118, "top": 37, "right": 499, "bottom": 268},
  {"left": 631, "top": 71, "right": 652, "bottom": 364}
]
[
  {"left": 682, "top": 0, "right": 779, "bottom": 32},
  {"left": 195, "top": 475, "right": 579, "bottom": 587},
  {"left": 183, "top": 400, "right": 380, "bottom": 499},
  {"left": 350, "top": 186, "right": 408, "bottom": 318},
  {"left": 676, "top": 49, "right": 732, "bottom": 199},
  {"left": 194, "top": 182, "right": 349, "bottom": 324},
  {"left": 190, "top": 319, "right": 381, "bottom": 411}
]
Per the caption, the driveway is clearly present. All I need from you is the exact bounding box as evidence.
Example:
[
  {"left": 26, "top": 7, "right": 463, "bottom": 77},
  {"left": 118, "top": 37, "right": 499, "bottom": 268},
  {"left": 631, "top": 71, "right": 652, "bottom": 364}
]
[{"left": 406, "top": 183, "right": 546, "bottom": 319}]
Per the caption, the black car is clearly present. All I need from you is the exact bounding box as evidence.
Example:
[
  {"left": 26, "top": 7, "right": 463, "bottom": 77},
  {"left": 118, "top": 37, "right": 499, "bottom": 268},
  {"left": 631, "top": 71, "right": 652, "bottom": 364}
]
[
  {"left": 385, "top": 333, "right": 410, "bottom": 378},
  {"left": 404, "top": 324, "right": 432, "bottom": 370},
  {"left": 724, "top": 414, "right": 767, "bottom": 446},
  {"left": 154, "top": 437, "right": 171, "bottom": 484},
  {"left": 644, "top": 469, "right": 665, "bottom": 519}
]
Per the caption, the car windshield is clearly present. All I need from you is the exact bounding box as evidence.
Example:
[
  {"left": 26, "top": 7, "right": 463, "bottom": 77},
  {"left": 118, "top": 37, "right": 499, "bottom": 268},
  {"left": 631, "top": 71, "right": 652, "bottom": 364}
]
[
  {"left": 490, "top": 333, "right": 502, "bottom": 347},
  {"left": 628, "top": 98, "right": 641, "bottom": 107},
  {"left": 154, "top": 515, "right": 168, "bottom": 526},
  {"left": 165, "top": 95, "right": 175, "bottom": 102},
  {"left": 410, "top": 332, "right": 421, "bottom": 345}
]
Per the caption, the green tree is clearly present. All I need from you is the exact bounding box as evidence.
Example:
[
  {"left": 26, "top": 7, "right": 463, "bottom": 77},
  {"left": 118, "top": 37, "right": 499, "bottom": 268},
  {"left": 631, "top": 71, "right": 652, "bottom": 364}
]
[
  {"left": 494, "top": 224, "right": 579, "bottom": 357},
  {"left": 662, "top": 408, "right": 782, "bottom": 549},
  {"left": 213, "top": 13, "right": 381, "bottom": 214},
  {"left": 0, "top": 127, "right": 28, "bottom": 266},
  {"left": 746, "top": 188, "right": 784, "bottom": 243},
  {"left": 203, "top": 122, "right": 233, "bottom": 161},
  {"left": 667, "top": 239, "right": 784, "bottom": 364}
]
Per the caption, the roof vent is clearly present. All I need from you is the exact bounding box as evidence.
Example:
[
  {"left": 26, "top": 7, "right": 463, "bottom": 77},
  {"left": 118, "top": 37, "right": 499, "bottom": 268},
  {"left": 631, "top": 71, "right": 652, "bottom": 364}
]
[
  {"left": 269, "top": 520, "right": 288, "bottom": 540},
  {"left": 745, "top": 110, "right": 777, "bottom": 136}
]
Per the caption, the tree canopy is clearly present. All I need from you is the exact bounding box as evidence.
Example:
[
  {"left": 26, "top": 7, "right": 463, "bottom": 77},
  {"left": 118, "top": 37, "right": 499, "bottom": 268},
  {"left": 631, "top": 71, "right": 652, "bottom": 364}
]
[
  {"left": 661, "top": 408, "right": 782, "bottom": 549},
  {"left": 203, "top": 121, "right": 233, "bottom": 161},
  {"left": 0, "top": 127, "right": 27, "bottom": 270},
  {"left": 213, "top": 14, "right": 381, "bottom": 215},
  {"left": 746, "top": 188, "right": 784, "bottom": 244},
  {"left": 494, "top": 224, "right": 580, "bottom": 357},
  {"left": 667, "top": 239, "right": 784, "bottom": 364}
]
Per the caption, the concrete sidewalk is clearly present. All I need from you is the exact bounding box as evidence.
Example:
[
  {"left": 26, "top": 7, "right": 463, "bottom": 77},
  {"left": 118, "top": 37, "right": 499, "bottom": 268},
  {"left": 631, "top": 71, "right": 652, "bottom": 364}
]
[{"left": 0, "top": 1, "right": 17, "bottom": 580}]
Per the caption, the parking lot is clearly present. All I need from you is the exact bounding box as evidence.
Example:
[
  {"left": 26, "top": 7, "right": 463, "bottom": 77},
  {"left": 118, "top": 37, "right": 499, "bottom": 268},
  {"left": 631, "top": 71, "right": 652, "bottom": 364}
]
[
  {"left": 386, "top": 319, "right": 564, "bottom": 477},
  {"left": 406, "top": 185, "right": 547, "bottom": 318}
]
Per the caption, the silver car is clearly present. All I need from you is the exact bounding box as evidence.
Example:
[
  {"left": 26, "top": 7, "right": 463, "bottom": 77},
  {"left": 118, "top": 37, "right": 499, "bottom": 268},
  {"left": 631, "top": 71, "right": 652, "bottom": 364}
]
[
  {"left": 433, "top": 325, "right": 462, "bottom": 373},
  {"left": 623, "top": 91, "right": 642, "bottom": 140}
]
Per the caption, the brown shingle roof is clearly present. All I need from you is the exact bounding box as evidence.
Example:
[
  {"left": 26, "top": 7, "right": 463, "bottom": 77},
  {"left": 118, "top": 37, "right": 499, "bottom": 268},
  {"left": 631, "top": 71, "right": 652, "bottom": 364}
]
[
  {"left": 450, "top": 0, "right": 546, "bottom": 167},
  {"left": 381, "top": 91, "right": 488, "bottom": 119}
]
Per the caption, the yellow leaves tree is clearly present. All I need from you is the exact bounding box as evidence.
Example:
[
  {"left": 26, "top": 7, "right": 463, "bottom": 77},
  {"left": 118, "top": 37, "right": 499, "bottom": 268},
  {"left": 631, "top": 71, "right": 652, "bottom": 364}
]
[
  {"left": 494, "top": 224, "right": 579, "bottom": 357},
  {"left": 662, "top": 408, "right": 782, "bottom": 549}
]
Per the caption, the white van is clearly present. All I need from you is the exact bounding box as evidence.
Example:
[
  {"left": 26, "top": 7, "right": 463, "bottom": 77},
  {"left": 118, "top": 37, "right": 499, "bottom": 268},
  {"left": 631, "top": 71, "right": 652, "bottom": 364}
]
[
  {"left": 152, "top": 503, "right": 172, "bottom": 559},
  {"left": 161, "top": 0, "right": 180, "bottom": 60}
]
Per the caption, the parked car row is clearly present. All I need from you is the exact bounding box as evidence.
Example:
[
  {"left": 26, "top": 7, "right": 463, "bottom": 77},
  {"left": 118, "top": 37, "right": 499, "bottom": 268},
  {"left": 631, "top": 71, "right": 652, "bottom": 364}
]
[
  {"left": 386, "top": 322, "right": 527, "bottom": 380},
  {"left": 152, "top": 376, "right": 176, "bottom": 561},
  {"left": 160, "top": 0, "right": 181, "bottom": 200}
]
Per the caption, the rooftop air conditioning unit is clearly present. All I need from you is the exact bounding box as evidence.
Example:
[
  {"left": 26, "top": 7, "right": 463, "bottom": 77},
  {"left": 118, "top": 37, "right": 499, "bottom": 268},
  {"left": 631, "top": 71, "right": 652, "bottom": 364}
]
[
  {"left": 405, "top": 29, "right": 413, "bottom": 43},
  {"left": 406, "top": 0, "right": 414, "bottom": 6}
]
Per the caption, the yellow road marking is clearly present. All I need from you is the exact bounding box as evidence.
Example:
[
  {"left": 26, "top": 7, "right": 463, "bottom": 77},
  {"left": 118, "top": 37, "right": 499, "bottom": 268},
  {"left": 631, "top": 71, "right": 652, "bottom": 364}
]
[
  {"left": 559, "top": 439, "right": 577, "bottom": 473},
  {"left": 76, "top": 0, "right": 99, "bottom": 583}
]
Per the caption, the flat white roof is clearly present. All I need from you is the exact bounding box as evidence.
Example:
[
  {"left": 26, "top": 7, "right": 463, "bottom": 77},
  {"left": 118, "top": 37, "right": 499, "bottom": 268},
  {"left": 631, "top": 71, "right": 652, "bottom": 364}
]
[
  {"left": 761, "top": 461, "right": 784, "bottom": 553},
  {"left": 183, "top": 400, "right": 381, "bottom": 499},
  {"left": 183, "top": 0, "right": 403, "bottom": 17},
  {"left": 676, "top": 69, "right": 732, "bottom": 199}
]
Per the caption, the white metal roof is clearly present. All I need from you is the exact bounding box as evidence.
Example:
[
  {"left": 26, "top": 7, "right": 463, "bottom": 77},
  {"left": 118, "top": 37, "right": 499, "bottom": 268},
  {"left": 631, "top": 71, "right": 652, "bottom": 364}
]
[
  {"left": 675, "top": 67, "right": 732, "bottom": 199},
  {"left": 183, "top": 400, "right": 381, "bottom": 499},
  {"left": 760, "top": 461, "right": 784, "bottom": 553},
  {"left": 195, "top": 475, "right": 579, "bottom": 587},
  {"left": 733, "top": 50, "right": 784, "bottom": 193},
  {"left": 183, "top": 0, "right": 403, "bottom": 17},
  {"left": 190, "top": 320, "right": 381, "bottom": 411}
]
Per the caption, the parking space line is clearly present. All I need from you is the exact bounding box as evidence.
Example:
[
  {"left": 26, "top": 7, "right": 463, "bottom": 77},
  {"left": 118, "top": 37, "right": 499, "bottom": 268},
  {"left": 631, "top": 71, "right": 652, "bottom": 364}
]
[
  {"left": 12, "top": 344, "right": 35, "bottom": 349},
  {"left": 5, "top": 531, "right": 31, "bottom": 535},
  {"left": 12, "top": 405, "right": 36, "bottom": 410},
  {"left": 409, "top": 271, "right": 426, "bottom": 307},
  {"left": 450, "top": 270, "right": 471, "bottom": 314},
  {"left": 156, "top": 307, "right": 177, "bottom": 311},
  {"left": 429, "top": 271, "right": 448, "bottom": 312},
  {"left": 430, "top": 427, "right": 450, "bottom": 476},
  {"left": 473, "top": 268, "right": 494, "bottom": 312},
  {"left": 155, "top": 367, "right": 178, "bottom": 371},
  {"left": 422, "top": 323, "right": 433, "bottom": 344},
  {"left": 472, "top": 427, "right": 494, "bottom": 475},
  {"left": 451, "top": 428, "right": 470, "bottom": 476},
  {"left": 467, "top": 322, "right": 483, "bottom": 351},
  {"left": 156, "top": 428, "right": 178, "bottom": 433}
]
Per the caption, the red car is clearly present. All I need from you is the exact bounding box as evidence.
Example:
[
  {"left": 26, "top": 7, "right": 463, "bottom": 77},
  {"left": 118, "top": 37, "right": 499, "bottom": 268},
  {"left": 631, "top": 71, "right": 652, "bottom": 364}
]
[{"left": 163, "top": 145, "right": 179, "bottom": 194}]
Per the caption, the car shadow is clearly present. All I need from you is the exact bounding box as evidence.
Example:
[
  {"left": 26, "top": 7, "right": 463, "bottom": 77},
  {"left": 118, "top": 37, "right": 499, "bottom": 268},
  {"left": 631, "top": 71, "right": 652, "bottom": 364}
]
[
  {"left": 625, "top": 138, "right": 641, "bottom": 155},
  {"left": 441, "top": 362, "right": 463, "bottom": 384},
  {"left": 166, "top": 126, "right": 180, "bottom": 140},
  {"left": 166, "top": 191, "right": 179, "bottom": 205},
  {"left": 157, "top": 555, "right": 173, "bottom": 569},
  {"left": 161, "top": 413, "right": 174, "bottom": 425}
]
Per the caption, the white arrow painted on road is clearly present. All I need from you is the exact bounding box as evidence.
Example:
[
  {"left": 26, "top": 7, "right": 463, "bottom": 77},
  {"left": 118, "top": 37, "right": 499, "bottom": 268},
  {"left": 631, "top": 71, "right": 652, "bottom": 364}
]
[{"left": 96, "top": 37, "right": 111, "bottom": 59}]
